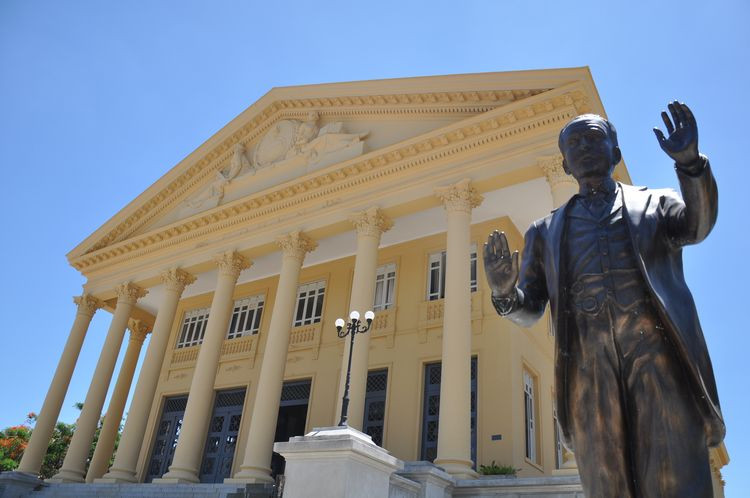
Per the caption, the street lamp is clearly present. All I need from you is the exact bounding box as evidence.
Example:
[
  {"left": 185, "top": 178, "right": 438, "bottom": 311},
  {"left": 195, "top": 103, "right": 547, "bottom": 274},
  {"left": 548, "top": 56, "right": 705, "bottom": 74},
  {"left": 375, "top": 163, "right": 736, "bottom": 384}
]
[{"left": 335, "top": 309, "right": 375, "bottom": 427}]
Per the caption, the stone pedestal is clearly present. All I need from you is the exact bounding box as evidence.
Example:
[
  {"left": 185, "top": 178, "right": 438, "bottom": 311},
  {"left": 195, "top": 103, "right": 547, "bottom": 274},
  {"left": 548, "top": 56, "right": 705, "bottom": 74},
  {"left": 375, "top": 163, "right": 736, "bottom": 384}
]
[{"left": 274, "top": 426, "right": 403, "bottom": 498}]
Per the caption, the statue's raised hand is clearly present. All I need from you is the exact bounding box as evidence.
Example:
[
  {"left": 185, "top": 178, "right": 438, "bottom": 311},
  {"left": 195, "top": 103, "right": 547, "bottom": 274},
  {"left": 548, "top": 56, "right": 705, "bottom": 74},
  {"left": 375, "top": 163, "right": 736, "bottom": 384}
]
[
  {"left": 653, "top": 101, "right": 699, "bottom": 166},
  {"left": 483, "top": 231, "right": 519, "bottom": 297}
]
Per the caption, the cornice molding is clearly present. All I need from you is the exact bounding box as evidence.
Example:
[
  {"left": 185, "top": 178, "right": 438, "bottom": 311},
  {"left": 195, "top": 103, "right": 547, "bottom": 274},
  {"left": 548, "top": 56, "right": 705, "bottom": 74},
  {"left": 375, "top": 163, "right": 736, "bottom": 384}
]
[
  {"left": 76, "top": 88, "right": 550, "bottom": 256},
  {"left": 70, "top": 90, "right": 589, "bottom": 273}
]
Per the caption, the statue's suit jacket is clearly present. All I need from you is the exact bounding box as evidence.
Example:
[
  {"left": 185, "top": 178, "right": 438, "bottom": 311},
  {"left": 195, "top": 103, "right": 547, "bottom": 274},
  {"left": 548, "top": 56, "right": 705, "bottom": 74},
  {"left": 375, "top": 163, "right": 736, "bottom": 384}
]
[{"left": 503, "top": 159, "right": 724, "bottom": 449}]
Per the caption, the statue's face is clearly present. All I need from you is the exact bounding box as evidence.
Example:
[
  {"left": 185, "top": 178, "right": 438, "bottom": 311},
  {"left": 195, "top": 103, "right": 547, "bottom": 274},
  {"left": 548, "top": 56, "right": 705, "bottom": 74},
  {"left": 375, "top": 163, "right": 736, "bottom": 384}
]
[{"left": 559, "top": 118, "right": 620, "bottom": 182}]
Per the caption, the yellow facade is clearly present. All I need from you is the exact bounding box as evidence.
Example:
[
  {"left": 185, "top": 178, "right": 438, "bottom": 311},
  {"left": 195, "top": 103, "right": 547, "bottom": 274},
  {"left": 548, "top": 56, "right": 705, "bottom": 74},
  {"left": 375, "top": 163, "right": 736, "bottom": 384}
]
[{"left": 17, "top": 68, "right": 728, "bottom": 492}]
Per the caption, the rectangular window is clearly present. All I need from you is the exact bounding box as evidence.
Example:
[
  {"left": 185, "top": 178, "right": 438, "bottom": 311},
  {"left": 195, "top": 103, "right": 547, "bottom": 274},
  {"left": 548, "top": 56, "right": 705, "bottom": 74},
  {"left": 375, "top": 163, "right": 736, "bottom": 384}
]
[
  {"left": 427, "top": 243, "right": 477, "bottom": 300},
  {"left": 373, "top": 263, "right": 396, "bottom": 311},
  {"left": 226, "top": 294, "right": 265, "bottom": 339},
  {"left": 294, "top": 280, "right": 326, "bottom": 327},
  {"left": 176, "top": 307, "right": 211, "bottom": 349},
  {"left": 524, "top": 370, "right": 537, "bottom": 463}
]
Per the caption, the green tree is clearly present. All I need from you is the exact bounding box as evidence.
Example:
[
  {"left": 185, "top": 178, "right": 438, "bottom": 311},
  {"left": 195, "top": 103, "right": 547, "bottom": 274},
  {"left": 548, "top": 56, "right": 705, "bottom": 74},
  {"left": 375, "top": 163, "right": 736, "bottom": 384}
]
[{"left": 1, "top": 404, "right": 123, "bottom": 479}]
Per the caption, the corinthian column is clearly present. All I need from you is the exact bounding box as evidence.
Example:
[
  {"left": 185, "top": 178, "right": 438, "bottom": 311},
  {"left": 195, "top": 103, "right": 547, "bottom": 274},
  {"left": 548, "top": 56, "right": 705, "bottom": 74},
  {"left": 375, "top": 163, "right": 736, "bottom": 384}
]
[
  {"left": 86, "top": 319, "right": 149, "bottom": 482},
  {"left": 17, "top": 294, "right": 102, "bottom": 475},
  {"left": 228, "top": 231, "right": 317, "bottom": 484},
  {"left": 49, "top": 283, "right": 147, "bottom": 483},
  {"left": 99, "top": 268, "right": 195, "bottom": 483},
  {"left": 334, "top": 207, "right": 392, "bottom": 430},
  {"left": 434, "top": 178, "right": 482, "bottom": 479},
  {"left": 539, "top": 154, "right": 578, "bottom": 208},
  {"left": 156, "top": 252, "right": 250, "bottom": 483}
]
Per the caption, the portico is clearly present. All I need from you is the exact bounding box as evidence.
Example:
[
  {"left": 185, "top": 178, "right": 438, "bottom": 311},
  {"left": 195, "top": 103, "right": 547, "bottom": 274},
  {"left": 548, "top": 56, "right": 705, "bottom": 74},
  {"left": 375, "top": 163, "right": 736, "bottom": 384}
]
[{"left": 13, "top": 69, "right": 727, "bottom": 498}]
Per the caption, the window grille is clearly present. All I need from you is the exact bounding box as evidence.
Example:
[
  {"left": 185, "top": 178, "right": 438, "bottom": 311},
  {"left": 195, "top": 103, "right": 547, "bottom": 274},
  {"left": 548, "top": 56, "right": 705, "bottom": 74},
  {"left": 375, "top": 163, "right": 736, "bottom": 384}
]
[
  {"left": 280, "top": 380, "right": 311, "bottom": 404},
  {"left": 227, "top": 295, "right": 265, "bottom": 339},
  {"left": 215, "top": 389, "right": 246, "bottom": 408},
  {"left": 293, "top": 280, "right": 326, "bottom": 327},
  {"left": 373, "top": 263, "right": 396, "bottom": 311},
  {"left": 421, "top": 358, "right": 477, "bottom": 465},
  {"left": 364, "top": 370, "right": 388, "bottom": 447},
  {"left": 177, "top": 307, "right": 210, "bottom": 348},
  {"left": 524, "top": 370, "right": 537, "bottom": 462},
  {"left": 427, "top": 244, "right": 478, "bottom": 300}
]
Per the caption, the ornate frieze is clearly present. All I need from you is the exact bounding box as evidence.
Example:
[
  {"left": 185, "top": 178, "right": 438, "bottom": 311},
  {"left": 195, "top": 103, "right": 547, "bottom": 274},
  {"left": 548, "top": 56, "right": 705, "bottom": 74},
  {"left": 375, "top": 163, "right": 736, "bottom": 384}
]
[
  {"left": 73, "top": 294, "right": 103, "bottom": 317},
  {"left": 277, "top": 231, "right": 317, "bottom": 261},
  {"left": 114, "top": 282, "right": 148, "bottom": 305},
  {"left": 214, "top": 251, "right": 251, "bottom": 279},
  {"left": 71, "top": 91, "right": 587, "bottom": 273},
  {"left": 435, "top": 179, "right": 483, "bottom": 213},
  {"left": 160, "top": 268, "right": 197, "bottom": 293},
  {"left": 349, "top": 207, "right": 393, "bottom": 238},
  {"left": 538, "top": 153, "right": 576, "bottom": 189},
  {"left": 127, "top": 318, "right": 150, "bottom": 343}
]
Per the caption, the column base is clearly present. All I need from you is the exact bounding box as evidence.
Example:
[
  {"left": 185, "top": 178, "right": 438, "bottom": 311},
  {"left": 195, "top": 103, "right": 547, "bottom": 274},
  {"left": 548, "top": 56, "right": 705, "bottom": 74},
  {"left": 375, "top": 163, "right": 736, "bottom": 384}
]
[
  {"left": 433, "top": 457, "right": 479, "bottom": 479},
  {"left": 224, "top": 466, "right": 275, "bottom": 485},
  {"left": 95, "top": 467, "right": 139, "bottom": 483},
  {"left": 46, "top": 468, "right": 85, "bottom": 483},
  {"left": 152, "top": 465, "right": 200, "bottom": 484}
]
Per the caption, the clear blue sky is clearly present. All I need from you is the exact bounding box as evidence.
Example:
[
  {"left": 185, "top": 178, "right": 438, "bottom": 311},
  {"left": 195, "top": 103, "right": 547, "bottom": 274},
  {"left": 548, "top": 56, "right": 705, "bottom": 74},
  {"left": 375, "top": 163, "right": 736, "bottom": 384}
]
[{"left": 1, "top": 0, "right": 747, "bottom": 494}]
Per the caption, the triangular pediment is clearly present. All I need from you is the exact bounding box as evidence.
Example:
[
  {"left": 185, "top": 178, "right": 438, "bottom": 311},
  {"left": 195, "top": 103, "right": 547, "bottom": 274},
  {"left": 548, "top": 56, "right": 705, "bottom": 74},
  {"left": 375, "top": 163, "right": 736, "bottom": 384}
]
[{"left": 67, "top": 68, "right": 603, "bottom": 268}]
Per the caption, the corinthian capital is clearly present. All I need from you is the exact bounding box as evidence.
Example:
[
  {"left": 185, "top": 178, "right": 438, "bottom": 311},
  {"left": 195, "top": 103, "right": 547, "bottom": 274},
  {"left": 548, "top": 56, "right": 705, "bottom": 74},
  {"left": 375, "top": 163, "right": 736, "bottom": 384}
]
[
  {"left": 127, "top": 318, "right": 150, "bottom": 344},
  {"left": 160, "top": 268, "right": 197, "bottom": 293},
  {"left": 277, "top": 231, "right": 317, "bottom": 261},
  {"left": 73, "top": 294, "right": 103, "bottom": 317},
  {"left": 115, "top": 282, "right": 148, "bottom": 305},
  {"left": 349, "top": 207, "right": 393, "bottom": 238},
  {"left": 538, "top": 154, "right": 576, "bottom": 189},
  {"left": 214, "top": 251, "right": 252, "bottom": 279},
  {"left": 435, "top": 178, "right": 483, "bottom": 213}
]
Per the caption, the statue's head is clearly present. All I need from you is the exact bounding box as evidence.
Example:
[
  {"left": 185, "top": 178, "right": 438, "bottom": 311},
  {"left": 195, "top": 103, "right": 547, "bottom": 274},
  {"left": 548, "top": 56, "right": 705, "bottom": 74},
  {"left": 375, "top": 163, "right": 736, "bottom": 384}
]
[{"left": 558, "top": 114, "right": 621, "bottom": 182}]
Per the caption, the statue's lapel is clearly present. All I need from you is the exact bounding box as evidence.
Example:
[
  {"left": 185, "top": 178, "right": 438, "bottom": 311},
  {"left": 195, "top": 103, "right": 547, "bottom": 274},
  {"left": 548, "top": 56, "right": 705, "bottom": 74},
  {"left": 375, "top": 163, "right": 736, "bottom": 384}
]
[{"left": 620, "top": 183, "right": 651, "bottom": 247}]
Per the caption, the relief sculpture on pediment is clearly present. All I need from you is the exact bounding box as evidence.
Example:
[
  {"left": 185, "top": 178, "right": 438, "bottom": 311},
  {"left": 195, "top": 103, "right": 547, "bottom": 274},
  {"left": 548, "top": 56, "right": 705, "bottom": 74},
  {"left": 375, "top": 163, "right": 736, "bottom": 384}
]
[
  {"left": 183, "top": 143, "right": 253, "bottom": 211},
  {"left": 181, "top": 111, "right": 368, "bottom": 216}
]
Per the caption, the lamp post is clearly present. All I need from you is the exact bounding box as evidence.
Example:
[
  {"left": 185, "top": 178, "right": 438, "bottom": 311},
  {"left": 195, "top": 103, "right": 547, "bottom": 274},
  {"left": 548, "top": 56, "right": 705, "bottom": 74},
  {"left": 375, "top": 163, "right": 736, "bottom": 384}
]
[{"left": 335, "top": 310, "right": 375, "bottom": 427}]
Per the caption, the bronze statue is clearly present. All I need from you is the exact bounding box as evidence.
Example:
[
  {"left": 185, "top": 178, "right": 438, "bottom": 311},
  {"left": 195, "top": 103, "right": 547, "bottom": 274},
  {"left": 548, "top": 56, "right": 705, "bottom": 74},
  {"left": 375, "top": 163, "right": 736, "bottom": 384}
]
[{"left": 484, "top": 102, "right": 723, "bottom": 497}]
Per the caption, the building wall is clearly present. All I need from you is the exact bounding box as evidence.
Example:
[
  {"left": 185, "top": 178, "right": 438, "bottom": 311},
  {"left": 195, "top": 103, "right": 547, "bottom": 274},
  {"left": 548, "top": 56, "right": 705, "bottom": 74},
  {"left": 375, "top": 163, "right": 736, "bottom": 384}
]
[{"left": 136, "top": 215, "right": 558, "bottom": 480}]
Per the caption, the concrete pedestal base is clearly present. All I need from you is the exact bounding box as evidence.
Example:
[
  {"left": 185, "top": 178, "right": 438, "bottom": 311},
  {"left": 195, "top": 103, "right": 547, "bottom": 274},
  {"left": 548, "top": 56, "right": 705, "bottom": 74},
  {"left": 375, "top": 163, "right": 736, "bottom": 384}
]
[{"left": 274, "top": 425, "right": 403, "bottom": 498}]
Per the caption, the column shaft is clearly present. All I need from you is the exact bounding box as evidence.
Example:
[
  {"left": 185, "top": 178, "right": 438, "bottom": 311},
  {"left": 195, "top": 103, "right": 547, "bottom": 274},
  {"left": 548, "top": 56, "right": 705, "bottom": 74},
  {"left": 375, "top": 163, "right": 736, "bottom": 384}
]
[
  {"left": 17, "top": 295, "right": 101, "bottom": 475},
  {"left": 156, "top": 253, "right": 249, "bottom": 483},
  {"left": 334, "top": 208, "right": 391, "bottom": 429},
  {"left": 48, "top": 283, "right": 147, "bottom": 483},
  {"left": 86, "top": 320, "right": 148, "bottom": 482},
  {"left": 228, "top": 231, "right": 316, "bottom": 484},
  {"left": 434, "top": 179, "right": 482, "bottom": 479},
  {"left": 99, "top": 268, "right": 195, "bottom": 483}
]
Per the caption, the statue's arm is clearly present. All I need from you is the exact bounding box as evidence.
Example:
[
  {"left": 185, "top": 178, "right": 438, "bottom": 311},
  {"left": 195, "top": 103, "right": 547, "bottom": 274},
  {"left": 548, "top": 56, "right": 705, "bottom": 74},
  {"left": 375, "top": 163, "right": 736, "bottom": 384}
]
[
  {"left": 661, "top": 156, "right": 718, "bottom": 246},
  {"left": 653, "top": 101, "right": 718, "bottom": 246},
  {"left": 488, "top": 223, "right": 549, "bottom": 327}
]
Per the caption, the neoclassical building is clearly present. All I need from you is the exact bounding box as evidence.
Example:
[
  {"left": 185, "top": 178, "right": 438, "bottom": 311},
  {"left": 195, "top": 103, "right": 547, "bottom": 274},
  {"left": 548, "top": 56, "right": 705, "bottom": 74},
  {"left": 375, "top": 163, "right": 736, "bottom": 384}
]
[{"left": 14, "top": 68, "right": 728, "bottom": 494}]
